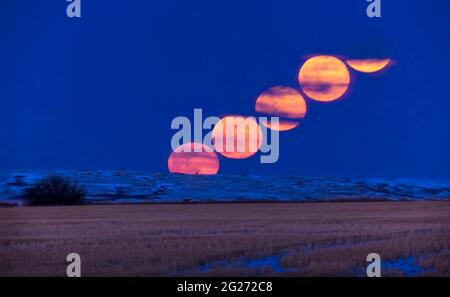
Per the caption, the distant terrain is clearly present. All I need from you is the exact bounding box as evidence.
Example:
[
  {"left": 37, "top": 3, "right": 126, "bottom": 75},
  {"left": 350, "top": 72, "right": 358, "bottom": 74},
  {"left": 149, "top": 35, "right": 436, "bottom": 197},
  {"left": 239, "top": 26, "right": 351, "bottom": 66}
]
[{"left": 1, "top": 170, "right": 449, "bottom": 205}]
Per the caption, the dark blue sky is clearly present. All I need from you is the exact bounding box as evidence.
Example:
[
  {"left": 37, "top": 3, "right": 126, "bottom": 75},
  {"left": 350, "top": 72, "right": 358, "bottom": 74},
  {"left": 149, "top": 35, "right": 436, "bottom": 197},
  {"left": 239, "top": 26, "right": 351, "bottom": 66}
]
[{"left": 1, "top": 0, "right": 449, "bottom": 179}]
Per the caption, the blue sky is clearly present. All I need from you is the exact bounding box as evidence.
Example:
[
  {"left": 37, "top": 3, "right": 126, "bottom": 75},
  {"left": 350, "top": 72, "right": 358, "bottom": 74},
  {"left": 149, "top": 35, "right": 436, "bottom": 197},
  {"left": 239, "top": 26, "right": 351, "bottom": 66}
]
[{"left": 1, "top": 0, "right": 449, "bottom": 179}]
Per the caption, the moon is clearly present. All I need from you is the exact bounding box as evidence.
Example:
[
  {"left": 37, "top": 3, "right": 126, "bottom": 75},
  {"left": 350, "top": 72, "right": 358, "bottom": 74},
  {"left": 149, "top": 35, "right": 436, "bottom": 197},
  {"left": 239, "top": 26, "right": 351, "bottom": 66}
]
[
  {"left": 168, "top": 142, "right": 219, "bottom": 175},
  {"left": 255, "top": 86, "right": 307, "bottom": 131},
  {"left": 265, "top": 119, "right": 300, "bottom": 131},
  {"left": 346, "top": 58, "right": 391, "bottom": 73},
  {"left": 298, "top": 55, "right": 350, "bottom": 102},
  {"left": 212, "top": 115, "right": 262, "bottom": 159}
]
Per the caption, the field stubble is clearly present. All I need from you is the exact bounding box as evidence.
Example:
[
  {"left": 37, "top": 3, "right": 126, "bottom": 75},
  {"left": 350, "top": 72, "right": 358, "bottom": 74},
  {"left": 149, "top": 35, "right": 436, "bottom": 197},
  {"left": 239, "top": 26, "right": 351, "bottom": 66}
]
[{"left": 0, "top": 202, "right": 449, "bottom": 276}]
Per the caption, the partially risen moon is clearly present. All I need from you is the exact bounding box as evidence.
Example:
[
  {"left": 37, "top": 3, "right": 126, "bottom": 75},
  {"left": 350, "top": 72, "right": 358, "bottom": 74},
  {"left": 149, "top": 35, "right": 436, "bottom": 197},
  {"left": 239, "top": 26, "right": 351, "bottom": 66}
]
[
  {"left": 212, "top": 115, "right": 262, "bottom": 159},
  {"left": 298, "top": 55, "right": 350, "bottom": 102},
  {"left": 346, "top": 58, "right": 391, "bottom": 73},
  {"left": 255, "top": 86, "right": 307, "bottom": 131},
  {"left": 168, "top": 142, "right": 219, "bottom": 175}
]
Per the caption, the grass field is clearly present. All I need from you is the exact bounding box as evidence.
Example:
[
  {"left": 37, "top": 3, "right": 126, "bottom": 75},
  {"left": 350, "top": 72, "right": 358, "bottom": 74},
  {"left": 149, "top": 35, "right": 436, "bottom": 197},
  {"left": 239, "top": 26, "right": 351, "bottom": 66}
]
[{"left": 0, "top": 202, "right": 449, "bottom": 276}]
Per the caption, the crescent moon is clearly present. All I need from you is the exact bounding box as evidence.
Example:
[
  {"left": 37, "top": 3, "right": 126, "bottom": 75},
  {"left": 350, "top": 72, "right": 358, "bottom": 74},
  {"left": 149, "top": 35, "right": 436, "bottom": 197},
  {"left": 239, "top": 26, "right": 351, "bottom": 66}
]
[{"left": 346, "top": 59, "right": 391, "bottom": 73}]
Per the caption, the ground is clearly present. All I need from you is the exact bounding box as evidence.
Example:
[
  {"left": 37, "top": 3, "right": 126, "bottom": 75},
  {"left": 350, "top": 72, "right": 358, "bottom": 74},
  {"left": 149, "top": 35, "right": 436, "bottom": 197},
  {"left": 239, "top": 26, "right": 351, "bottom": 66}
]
[{"left": 0, "top": 201, "right": 449, "bottom": 276}]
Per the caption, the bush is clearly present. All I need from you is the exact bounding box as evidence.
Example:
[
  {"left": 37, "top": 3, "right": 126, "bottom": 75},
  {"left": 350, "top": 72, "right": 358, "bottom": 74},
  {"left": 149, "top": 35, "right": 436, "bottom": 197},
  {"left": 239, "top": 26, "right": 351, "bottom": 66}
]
[{"left": 24, "top": 175, "right": 86, "bottom": 205}]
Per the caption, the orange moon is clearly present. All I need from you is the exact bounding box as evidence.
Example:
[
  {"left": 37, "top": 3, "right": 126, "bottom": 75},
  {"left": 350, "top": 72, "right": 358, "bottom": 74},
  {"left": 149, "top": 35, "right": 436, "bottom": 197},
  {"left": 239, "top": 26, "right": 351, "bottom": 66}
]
[
  {"left": 255, "top": 86, "right": 307, "bottom": 131},
  {"left": 346, "top": 58, "right": 391, "bottom": 73},
  {"left": 168, "top": 142, "right": 219, "bottom": 175},
  {"left": 212, "top": 115, "right": 262, "bottom": 159},
  {"left": 298, "top": 55, "right": 350, "bottom": 102}
]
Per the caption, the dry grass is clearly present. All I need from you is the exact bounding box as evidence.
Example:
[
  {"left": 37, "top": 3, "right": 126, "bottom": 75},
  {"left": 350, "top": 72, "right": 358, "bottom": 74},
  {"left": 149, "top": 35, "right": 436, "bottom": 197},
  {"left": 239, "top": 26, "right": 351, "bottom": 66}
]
[{"left": 0, "top": 201, "right": 449, "bottom": 276}]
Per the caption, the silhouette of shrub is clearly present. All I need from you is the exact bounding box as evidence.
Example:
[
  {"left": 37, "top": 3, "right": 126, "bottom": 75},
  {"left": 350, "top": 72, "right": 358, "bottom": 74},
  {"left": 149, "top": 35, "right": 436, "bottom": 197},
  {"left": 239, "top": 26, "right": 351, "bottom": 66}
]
[{"left": 24, "top": 175, "right": 86, "bottom": 205}]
